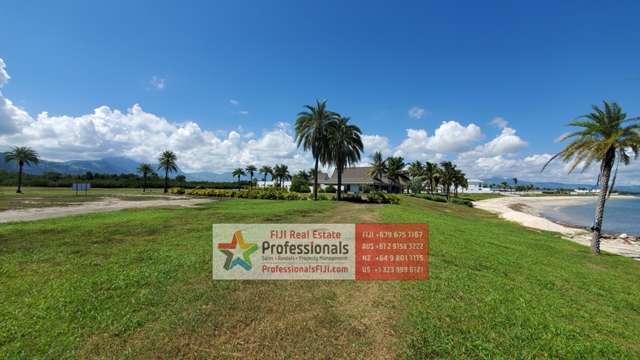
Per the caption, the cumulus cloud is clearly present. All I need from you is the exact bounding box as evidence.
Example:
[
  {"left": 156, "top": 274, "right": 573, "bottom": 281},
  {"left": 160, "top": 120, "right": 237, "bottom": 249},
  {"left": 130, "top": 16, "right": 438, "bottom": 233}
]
[
  {"left": 490, "top": 116, "right": 508, "bottom": 128},
  {"left": 229, "top": 99, "right": 240, "bottom": 106},
  {"left": 477, "top": 126, "right": 527, "bottom": 156},
  {"left": 150, "top": 76, "right": 166, "bottom": 90},
  {"left": 408, "top": 106, "right": 426, "bottom": 119},
  {"left": 0, "top": 102, "right": 311, "bottom": 172},
  {"left": 427, "top": 121, "right": 483, "bottom": 152},
  {"left": 362, "top": 134, "right": 391, "bottom": 155},
  {"left": 0, "top": 58, "right": 10, "bottom": 88}
]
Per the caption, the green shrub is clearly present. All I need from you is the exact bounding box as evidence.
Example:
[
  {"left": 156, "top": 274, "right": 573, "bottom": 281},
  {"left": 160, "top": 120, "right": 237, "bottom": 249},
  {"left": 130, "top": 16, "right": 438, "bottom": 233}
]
[
  {"left": 186, "top": 187, "right": 310, "bottom": 201},
  {"left": 451, "top": 197, "right": 473, "bottom": 207},
  {"left": 170, "top": 187, "right": 186, "bottom": 194}
]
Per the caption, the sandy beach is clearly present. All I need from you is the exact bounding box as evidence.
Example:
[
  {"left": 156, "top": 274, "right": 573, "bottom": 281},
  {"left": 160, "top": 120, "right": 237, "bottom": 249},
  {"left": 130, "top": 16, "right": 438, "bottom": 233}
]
[{"left": 475, "top": 195, "right": 640, "bottom": 260}]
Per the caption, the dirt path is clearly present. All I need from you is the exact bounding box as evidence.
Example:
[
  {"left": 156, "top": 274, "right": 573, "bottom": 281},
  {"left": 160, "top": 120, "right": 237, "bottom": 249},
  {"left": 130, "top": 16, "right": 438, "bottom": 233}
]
[
  {"left": 0, "top": 196, "right": 214, "bottom": 223},
  {"left": 475, "top": 196, "right": 640, "bottom": 260}
]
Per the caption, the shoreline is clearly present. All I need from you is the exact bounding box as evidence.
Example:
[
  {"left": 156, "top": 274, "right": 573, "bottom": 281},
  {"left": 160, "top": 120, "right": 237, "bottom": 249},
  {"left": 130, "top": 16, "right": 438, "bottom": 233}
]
[{"left": 475, "top": 195, "right": 640, "bottom": 260}]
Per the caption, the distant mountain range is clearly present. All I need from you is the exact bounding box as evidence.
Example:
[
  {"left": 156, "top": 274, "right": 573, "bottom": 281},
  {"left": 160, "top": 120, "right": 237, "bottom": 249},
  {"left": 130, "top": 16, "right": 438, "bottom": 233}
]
[
  {"left": 0, "top": 154, "right": 235, "bottom": 181},
  {"left": 483, "top": 176, "right": 640, "bottom": 193}
]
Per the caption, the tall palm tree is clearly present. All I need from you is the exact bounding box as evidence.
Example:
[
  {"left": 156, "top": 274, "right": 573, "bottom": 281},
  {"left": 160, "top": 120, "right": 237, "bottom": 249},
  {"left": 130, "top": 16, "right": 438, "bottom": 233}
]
[
  {"left": 245, "top": 165, "right": 257, "bottom": 190},
  {"left": 452, "top": 168, "right": 467, "bottom": 197},
  {"left": 543, "top": 101, "right": 639, "bottom": 255},
  {"left": 157, "top": 150, "right": 178, "bottom": 193},
  {"left": 369, "top": 151, "right": 388, "bottom": 191},
  {"left": 423, "top": 162, "right": 439, "bottom": 194},
  {"left": 259, "top": 165, "right": 273, "bottom": 187},
  {"left": 137, "top": 163, "right": 154, "bottom": 193},
  {"left": 4, "top": 146, "right": 39, "bottom": 193},
  {"left": 295, "top": 100, "right": 337, "bottom": 200},
  {"left": 407, "top": 160, "right": 425, "bottom": 179},
  {"left": 273, "top": 164, "right": 290, "bottom": 188},
  {"left": 232, "top": 168, "right": 246, "bottom": 189},
  {"left": 439, "top": 161, "right": 457, "bottom": 199},
  {"left": 386, "top": 156, "right": 407, "bottom": 193},
  {"left": 326, "top": 116, "right": 363, "bottom": 200}
]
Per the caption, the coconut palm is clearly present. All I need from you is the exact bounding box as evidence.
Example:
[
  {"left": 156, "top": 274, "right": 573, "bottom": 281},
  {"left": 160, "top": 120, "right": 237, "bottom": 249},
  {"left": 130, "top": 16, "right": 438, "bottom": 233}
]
[
  {"left": 245, "top": 165, "right": 257, "bottom": 190},
  {"left": 326, "top": 115, "right": 363, "bottom": 200},
  {"left": 452, "top": 169, "right": 468, "bottom": 197},
  {"left": 369, "top": 151, "right": 388, "bottom": 190},
  {"left": 423, "top": 162, "right": 439, "bottom": 194},
  {"left": 259, "top": 165, "right": 273, "bottom": 187},
  {"left": 543, "top": 101, "right": 640, "bottom": 255},
  {"left": 232, "top": 168, "right": 246, "bottom": 189},
  {"left": 386, "top": 156, "right": 407, "bottom": 193},
  {"left": 273, "top": 164, "right": 290, "bottom": 188},
  {"left": 4, "top": 146, "right": 40, "bottom": 193},
  {"left": 439, "top": 161, "right": 457, "bottom": 199},
  {"left": 137, "top": 163, "right": 154, "bottom": 193},
  {"left": 295, "top": 100, "right": 337, "bottom": 200},
  {"left": 407, "top": 160, "right": 425, "bottom": 179},
  {"left": 157, "top": 150, "right": 178, "bottom": 193}
]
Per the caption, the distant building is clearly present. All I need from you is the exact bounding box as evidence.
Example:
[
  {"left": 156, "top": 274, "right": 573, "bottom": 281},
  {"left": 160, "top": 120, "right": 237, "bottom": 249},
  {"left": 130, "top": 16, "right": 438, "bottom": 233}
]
[
  {"left": 461, "top": 179, "right": 493, "bottom": 193},
  {"left": 319, "top": 166, "right": 405, "bottom": 193}
]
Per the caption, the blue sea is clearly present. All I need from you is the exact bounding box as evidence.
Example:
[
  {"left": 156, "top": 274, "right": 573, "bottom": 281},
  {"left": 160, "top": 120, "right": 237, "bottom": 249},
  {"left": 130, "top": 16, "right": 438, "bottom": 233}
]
[{"left": 541, "top": 197, "right": 640, "bottom": 235}]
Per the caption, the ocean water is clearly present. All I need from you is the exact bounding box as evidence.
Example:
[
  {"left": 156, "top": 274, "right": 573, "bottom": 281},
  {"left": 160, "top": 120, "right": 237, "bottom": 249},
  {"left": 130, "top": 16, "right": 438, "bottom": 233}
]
[{"left": 541, "top": 197, "right": 640, "bottom": 235}]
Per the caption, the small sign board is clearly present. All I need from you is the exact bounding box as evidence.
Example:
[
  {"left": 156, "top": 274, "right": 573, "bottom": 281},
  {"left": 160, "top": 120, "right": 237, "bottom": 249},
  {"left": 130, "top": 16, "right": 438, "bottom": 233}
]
[
  {"left": 212, "top": 223, "right": 428, "bottom": 281},
  {"left": 72, "top": 183, "right": 91, "bottom": 195}
]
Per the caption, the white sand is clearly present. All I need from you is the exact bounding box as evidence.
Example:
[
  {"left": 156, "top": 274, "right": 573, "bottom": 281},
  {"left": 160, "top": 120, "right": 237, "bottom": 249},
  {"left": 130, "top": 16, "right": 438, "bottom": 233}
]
[
  {"left": 0, "top": 196, "right": 214, "bottom": 224},
  {"left": 474, "top": 196, "right": 640, "bottom": 260}
]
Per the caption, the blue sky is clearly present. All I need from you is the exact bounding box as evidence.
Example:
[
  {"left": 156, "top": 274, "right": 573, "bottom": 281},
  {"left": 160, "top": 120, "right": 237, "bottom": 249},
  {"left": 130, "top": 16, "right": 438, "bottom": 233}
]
[{"left": 1, "top": 0, "right": 639, "bottom": 183}]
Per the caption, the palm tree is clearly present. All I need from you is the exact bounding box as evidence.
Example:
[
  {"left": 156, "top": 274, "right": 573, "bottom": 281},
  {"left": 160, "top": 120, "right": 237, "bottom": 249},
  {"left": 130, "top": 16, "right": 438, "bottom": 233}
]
[
  {"left": 369, "top": 151, "right": 388, "bottom": 191},
  {"left": 295, "top": 100, "right": 337, "bottom": 200},
  {"left": 452, "top": 169, "right": 467, "bottom": 197},
  {"left": 4, "top": 146, "right": 40, "bottom": 193},
  {"left": 157, "top": 151, "right": 178, "bottom": 193},
  {"left": 326, "top": 115, "right": 363, "bottom": 200},
  {"left": 543, "top": 101, "right": 639, "bottom": 255},
  {"left": 137, "top": 163, "right": 154, "bottom": 193},
  {"left": 245, "top": 165, "right": 257, "bottom": 190},
  {"left": 423, "top": 162, "right": 439, "bottom": 194},
  {"left": 386, "top": 156, "right": 407, "bottom": 193},
  {"left": 232, "top": 168, "right": 246, "bottom": 189},
  {"left": 512, "top": 177, "right": 518, "bottom": 190},
  {"left": 439, "top": 161, "right": 457, "bottom": 199},
  {"left": 407, "top": 160, "right": 425, "bottom": 179},
  {"left": 273, "top": 164, "right": 291, "bottom": 188},
  {"left": 259, "top": 165, "right": 273, "bottom": 187}
]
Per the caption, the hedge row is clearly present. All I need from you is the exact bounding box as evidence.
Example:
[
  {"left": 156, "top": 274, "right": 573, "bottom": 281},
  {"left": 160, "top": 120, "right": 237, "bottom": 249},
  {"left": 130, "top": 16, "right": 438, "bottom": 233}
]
[{"left": 180, "top": 188, "right": 399, "bottom": 204}]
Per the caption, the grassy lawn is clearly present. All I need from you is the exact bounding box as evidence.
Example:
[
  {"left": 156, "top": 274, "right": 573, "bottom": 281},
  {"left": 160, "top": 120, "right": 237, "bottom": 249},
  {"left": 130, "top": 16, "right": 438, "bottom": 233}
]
[
  {"left": 1, "top": 196, "right": 639, "bottom": 358},
  {"left": 0, "top": 187, "right": 167, "bottom": 211}
]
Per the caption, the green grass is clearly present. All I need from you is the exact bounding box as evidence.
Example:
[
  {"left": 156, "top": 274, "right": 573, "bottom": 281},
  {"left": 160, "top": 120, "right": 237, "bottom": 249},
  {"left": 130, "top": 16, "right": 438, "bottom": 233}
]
[
  {"left": 1, "top": 196, "right": 639, "bottom": 358},
  {"left": 0, "top": 187, "right": 167, "bottom": 211}
]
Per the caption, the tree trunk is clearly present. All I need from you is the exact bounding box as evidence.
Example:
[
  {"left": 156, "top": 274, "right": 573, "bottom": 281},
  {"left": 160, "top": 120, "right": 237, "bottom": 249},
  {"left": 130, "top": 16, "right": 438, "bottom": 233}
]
[
  {"left": 143, "top": 174, "right": 147, "bottom": 192},
  {"left": 164, "top": 169, "right": 169, "bottom": 193},
  {"left": 337, "top": 164, "right": 343, "bottom": 200},
  {"left": 249, "top": 174, "right": 253, "bottom": 190},
  {"left": 591, "top": 150, "right": 615, "bottom": 255},
  {"left": 313, "top": 157, "right": 319, "bottom": 200},
  {"left": 17, "top": 162, "right": 23, "bottom": 193}
]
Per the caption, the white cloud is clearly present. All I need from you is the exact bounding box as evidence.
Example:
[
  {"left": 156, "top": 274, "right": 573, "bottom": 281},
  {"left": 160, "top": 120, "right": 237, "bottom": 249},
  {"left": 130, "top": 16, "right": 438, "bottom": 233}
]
[
  {"left": 478, "top": 126, "right": 527, "bottom": 156},
  {"left": 239, "top": 110, "right": 249, "bottom": 115},
  {"left": 408, "top": 106, "right": 426, "bottom": 119},
  {"left": 150, "top": 76, "right": 166, "bottom": 90},
  {"left": 490, "top": 116, "right": 508, "bottom": 128},
  {"left": 0, "top": 58, "right": 10, "bottom": 88},
  {"left": 426, "top": 121, "right": 482, "bottom": 152},
  {"left": 362, "top": 134, "right": 391, "bottom": 155},
  {"left": 229, "top": 99, "right": 240, "bottom": 106}
]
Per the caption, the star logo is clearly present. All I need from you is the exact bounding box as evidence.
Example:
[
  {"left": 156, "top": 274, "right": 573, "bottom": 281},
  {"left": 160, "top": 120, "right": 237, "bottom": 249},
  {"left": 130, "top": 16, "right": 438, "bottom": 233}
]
[{"left": 217, "top": 230, "right": 258, "bottom": 271}]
